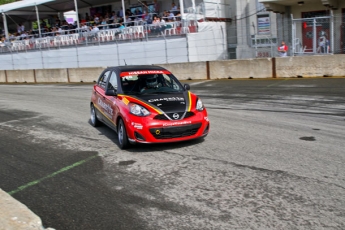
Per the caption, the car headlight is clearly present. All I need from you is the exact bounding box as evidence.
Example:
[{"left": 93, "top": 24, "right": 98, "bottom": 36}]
[
  {"left": 129, "top": 103, "right": 151, "bottom": 116},
  {"left": 196, "top": 98, "right": 204, "bottom": 111}
]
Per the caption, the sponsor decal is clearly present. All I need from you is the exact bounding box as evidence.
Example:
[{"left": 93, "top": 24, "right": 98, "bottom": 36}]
[
  {"left": 122, "top": 97, "right": 129, "bottom": 105},
  {"left": 163, "top": 121, "right": 192, "bottom": 127},
  {"left": 204, "top": 117, "right": 209, "bottom": 122},
  {"left": 148, "top": 97, "right": 184, "bottom": 103},
  {"left": 131, "top": 122, "right": 143, "bottom": 129},
  {"left": 120, "top": 70, "right": 171, "bottom": 77},
  {"left": 98, "top": 98, "right": 113, "bottom": 116}
]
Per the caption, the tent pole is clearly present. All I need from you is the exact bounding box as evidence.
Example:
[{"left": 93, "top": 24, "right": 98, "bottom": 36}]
[
  {"left": 2, "top": 13, "right": 9, "bottom": 40},
  {"left": 179, "top": 0, "right": 184, "bottom": 20},
  {"left": 122, "top": 0, "right": 126, "bottom": 23},
  {"left": 35, "top": 5, "right": 42, "bottom": 38},
  {"left": 74, "top": 0, "right": 80, "bottom": 29}
]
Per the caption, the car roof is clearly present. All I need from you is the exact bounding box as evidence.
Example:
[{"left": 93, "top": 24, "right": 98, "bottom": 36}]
[{"left": 114, "top": 65, "right": 167, "bottom": 72}]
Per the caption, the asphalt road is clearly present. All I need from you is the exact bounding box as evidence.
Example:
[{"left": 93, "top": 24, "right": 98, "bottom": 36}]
[{"left": 0, "top": 78, "right": 344, "bottom": 230}]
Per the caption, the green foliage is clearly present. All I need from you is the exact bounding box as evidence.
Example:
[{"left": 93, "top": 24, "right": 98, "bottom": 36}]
[{"left": 0, "top": 0, "right": 17, "bottom": 6}]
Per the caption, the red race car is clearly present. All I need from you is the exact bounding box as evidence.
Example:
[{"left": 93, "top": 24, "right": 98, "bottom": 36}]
[{"left": 90, "top": 65, "right": 210, "bottom": 149}]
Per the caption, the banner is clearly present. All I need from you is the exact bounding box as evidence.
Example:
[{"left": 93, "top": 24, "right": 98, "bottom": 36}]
[{"left": 257, "top": 16, "right": 270, "bottom": 35}]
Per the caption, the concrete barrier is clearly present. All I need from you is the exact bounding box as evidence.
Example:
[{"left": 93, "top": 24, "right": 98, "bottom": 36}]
[
  {"left": 158, "top": 62, "right": 207, "bottom": 80},
  {"left": 1, "top": 55, "right": 345, "bottom": 84},
  {"left": 35, "top": 69, "right": 68, "bottom": 83},
  {"left": 0, "top": 70, "right": 6, "bottom": 83},
  {"left": 68, "top": 67, "right": 104, "bottom": 83},
  {"left": 209, "top": 58, "right": 273, "bottom": 79},
  {"left": 6, "top": 70, "right": 35, "bottom": 83},
  {"left": 0, "top": 189, "right": 54, "bottom": 230},
  {"left": 276, "top": 54, "right": 345, "bottom": 78}
]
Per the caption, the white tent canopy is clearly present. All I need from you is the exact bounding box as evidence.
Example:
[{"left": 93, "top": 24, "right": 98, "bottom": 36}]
[
  {"left": 1, "top": 0, "right": 126, "bottom": 15},
  {"left": 0, "top": 0, "right": 189, "bottom": 38},
  {"left": 0, "top": 0, "right": 55, "bottom": 13},
  {"left": 0, "top": 0, "right": 126, "bottom": 39},
  {"left": 1, "top": 0, "right": 57, "bottom": 39}
]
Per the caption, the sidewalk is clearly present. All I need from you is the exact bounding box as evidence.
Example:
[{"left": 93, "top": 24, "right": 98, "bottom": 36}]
[{"left": 0, "top": 188, "right": 54, "bottom": 230}]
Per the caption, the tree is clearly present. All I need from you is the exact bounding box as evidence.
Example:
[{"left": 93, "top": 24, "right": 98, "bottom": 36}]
[{"left": 0, "top": 0, "right": 17, "bottom": 6}]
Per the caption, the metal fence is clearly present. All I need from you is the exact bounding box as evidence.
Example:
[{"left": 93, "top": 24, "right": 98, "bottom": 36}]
[
  {"left": 292, "top": 15, "right": 334, "bottom": 56},
  {"left": 1, "top": 7, "right": 345, "bottom": 61}
]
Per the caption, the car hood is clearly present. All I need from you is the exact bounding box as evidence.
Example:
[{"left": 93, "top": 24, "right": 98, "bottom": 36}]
[{"left": 136, "top": 92, "right": 190, "bottom": 113}]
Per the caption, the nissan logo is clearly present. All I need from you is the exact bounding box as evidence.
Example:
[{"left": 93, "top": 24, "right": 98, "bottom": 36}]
[{"left": 172, "top": 113, "right": 179, "bottom": 120}]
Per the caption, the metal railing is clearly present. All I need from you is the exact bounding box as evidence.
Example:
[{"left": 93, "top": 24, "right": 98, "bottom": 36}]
[{"left": 0, "top": 20, "right": 198, "bottom": 54}]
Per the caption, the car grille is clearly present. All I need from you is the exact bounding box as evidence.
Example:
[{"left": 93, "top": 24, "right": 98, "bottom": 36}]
[
  {"left": 154, "top": 112, "right": 195, "bottom": 120},
  {"left": 149, "top": 123, "right": 201, "bottom": 139}
]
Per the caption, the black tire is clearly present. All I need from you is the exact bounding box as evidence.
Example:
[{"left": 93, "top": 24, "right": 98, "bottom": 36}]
[
  {"left": 117, "top": 119, "right": 129, "bottom": 149},
  {"left": 90, "top": 104, "right": 101, "bottom": 127}
]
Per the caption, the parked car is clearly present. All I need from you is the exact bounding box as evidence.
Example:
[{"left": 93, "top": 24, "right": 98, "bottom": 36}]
[{"left": 90, "top": 65, "right": 210, "bottom": 149}]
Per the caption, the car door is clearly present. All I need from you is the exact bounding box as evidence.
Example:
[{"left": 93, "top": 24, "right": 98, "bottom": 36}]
[
  {"left": 93, "top": 69, "right": 111, "bottom": 123},
  {"left": 102, "top": 70, "right": 120, "bottom": 130}
]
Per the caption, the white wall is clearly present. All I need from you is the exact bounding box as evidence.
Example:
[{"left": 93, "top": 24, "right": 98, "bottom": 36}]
[
  {"left": 188, "top": 21, "right": 228, "bottom": 61},
  {"left": 0, "top": 38, "right": 189, "bottom": 70}
]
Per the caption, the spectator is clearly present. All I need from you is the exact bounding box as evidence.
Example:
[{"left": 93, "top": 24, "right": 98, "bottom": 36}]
[
  {"left": 171, "top": 3, "right": 177, "bottom": 11},
  {"left": 134, "top": 8, "right": 142, "bottom": 18},
  {"left": 80, "top": 23, "right": 88, "bottom": 31},
  {"left": 278, "top": 41, "right": 288, "bottom": 57},
  {"left": 117, "top": 7, "right": 124, "bottom": 18},
  {"left": 317, "top": 31, "right": 326, "bottom": 53},
  {"left": 159, "top": 16, "right": 165, "bottom": 24},
  {"left": 20, "top": 31, "right": 27, "bottom": 39},
  {"left": 324, "top": 35, "right": 330, "bottom": 53},
  {"left": 87, "top": 25, "right": 99, "bottom": 42},
  {"left": 168, "top": 11, "right": 175, "bottom": 20},
  {"left": 91, "top": 25, "right": 99, "bottom": 32},
  {"left": 115, "top": 22, "right": 125, "bottom": 36},
  {"left": 100, "top": 18, "right": 108, "bottom": 29},
  {"left": 17, "top": 24, "right": 25, "bottom": 34},
  {"left": 110, "top": 11, "right": 116, "bottom": 21},
  {"left": 94, "top": 15, "right": 100, "bottom": 24},
  {"left": 55, "top": 19, "right": 61, "bottom": 27}
]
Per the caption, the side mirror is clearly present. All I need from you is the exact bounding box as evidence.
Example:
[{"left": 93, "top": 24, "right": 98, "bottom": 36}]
[
  {"left": 105, "top": 88, "right": 117, "bottom": 96},
  {"left": 184, "top": 84, "right": 190, "bottom": 90}
]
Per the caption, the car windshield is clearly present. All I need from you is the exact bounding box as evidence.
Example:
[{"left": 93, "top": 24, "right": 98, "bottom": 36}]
[{"left": 120, "top": 71, "right": 184, "bottom": 95}]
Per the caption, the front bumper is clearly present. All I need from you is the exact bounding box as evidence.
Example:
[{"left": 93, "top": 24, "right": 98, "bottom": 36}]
[{"left": 125, "top": 111, "right": 209, "bottom": 144}]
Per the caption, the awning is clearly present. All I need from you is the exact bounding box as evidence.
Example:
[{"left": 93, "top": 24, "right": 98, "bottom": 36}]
[
  {"left": 0, "top": 0, "right": 56, "bottom": 14},
  {"left": 1, "top": 0, "right": 127, "bottom": 15}
]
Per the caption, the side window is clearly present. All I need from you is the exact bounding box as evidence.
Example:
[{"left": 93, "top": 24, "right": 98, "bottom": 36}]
[
  {"left": 108, "top": 71, "right": 118, "bottom": 90},
  {"left": 98, "top": 71, "right": 111, "bottom": 89}
]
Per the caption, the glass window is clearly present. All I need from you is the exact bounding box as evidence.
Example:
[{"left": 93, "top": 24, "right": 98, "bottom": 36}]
[
  {"left": 98, "top": 71, "right": 110, "bottom": 89},
  {"left": 108, "top": 71, "right": 118, "bottom": 90}
]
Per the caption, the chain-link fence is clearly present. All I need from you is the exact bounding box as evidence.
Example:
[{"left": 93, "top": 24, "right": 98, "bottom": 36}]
[{"left": 1, "top": 3, "right": 345, "bottom": 62}]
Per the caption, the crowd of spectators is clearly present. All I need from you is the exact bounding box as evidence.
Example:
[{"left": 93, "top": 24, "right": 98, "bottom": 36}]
[{"left": 0, "top": 1, "right": 183, "bottom": 46}]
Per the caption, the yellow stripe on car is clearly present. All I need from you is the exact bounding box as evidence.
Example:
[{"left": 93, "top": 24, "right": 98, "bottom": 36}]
[
  {"left": 122, "top": 97, "right": 129, "bottom": 105},
  {"left": 188, "top": 91, "right": 192, "bottom": 112},
  {"left": 93, "top": 103, "right": 116, "bottom": 126},
  {"left": 120, "top": 95, "right": 163, "bottom": 114}
]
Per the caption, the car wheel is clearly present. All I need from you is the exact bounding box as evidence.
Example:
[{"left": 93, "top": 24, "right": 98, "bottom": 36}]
[
  {"left": 118, "top": 119, "right": 129, "bottom": 149},
  {"left": 90, "top": 104, "right": 100, "bottom": 127}
]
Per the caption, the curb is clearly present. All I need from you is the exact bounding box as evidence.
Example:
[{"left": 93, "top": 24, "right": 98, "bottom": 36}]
[{"left": 0, "top": 188, "right": 54, "bottom": 230}]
